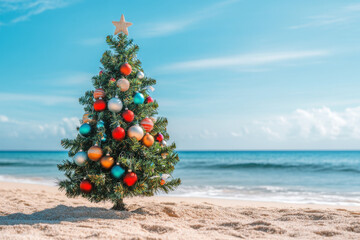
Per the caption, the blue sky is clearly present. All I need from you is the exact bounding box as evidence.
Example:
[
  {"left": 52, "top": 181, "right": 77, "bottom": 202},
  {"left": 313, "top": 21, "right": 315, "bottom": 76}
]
[{"left": 1, "top": 0, "right": 360, "bottom": 150}]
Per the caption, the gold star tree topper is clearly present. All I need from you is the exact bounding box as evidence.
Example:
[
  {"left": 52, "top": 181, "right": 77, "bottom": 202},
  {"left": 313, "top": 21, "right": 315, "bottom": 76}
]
[{"left": 112, "top": 14, "right": 132, "bottom": 35}]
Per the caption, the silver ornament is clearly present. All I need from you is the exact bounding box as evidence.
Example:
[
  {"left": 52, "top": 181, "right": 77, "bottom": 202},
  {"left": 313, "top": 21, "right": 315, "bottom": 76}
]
[
  {"left": 137, "top": 71, "right": 144, "bottom": 79},
  {"left": 128, "top": 124, "right": 144, "bottom": 141},
  {"left": 74, "top": 150, "right": 88, "bottom": 166},
  {"left": 161, "top": 140, "right": 167, "bottom": 147},
  {"left": 108, "top": 96, "right": 123, "bottom": 113}
]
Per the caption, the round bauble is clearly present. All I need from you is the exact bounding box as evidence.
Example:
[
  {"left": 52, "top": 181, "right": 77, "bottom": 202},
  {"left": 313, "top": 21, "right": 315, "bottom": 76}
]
[
  {"left": 160, "top": 179, "right": 165, "bottom": 185},
  {"left": 82, "top": 113, "right": 95, "bottom": 124},
  {"left": 123, "top": 171, "right": 138, "bottom": 186},
  {"left": 99, "top": 70, "right": 103, "bottom": 76},
  {"left": 94, "top": 88, "right": 105, "bottom": 99},
  {"left": 80, "top": 180, "right": 92, "bottom": 193},
  {"left": 109, "top": 77, "right": 116, "bottom": 83},
  {"left": 120, "top": 63, "right": 132, "bottom": 76},
  {"left": 133, "top": 92, "right": 145, "bottom": 105},
  {"left": 94, "top": 99, "right": 106, "bottom": 112},
  {"left": 87, "top": 145, "right": 103, "bottom": 161},
  {"left": 142, "top": 133, "right": 154, "bottom": 147},
  {"left": 122, "top": 108, "right": 134, "bottom": 123},
  {"left": 156, "top": 133, "right": 164, "bottom": 142},
  {"left": 145, "top": 96, "right": 154, "bottom": 104},
  {"left": 100, "top": 154, "right": 114, "bottom": 170},
  {"left": 128, "top": 124, "right": 144, "bottom": 141},
  {"left": 111, "top": 164, "right": 125, "bottom": 179},
  {"left": 112, "top": 126, "right": 125, "bottom": 141},
  {"left": 137, "top": 71, "right": 144, "bottom": 79},
  {"left": 116, "top": 78, "right": 130, "bottom": 92},
  {"left": 79, "top": 123, "right": 91, "bottom": 137},
  {"left": 96, "top": 120, "right": 104, "bottom": 129},
  {"left": 73, "top": 150, "right": 87, "bottom": 166},
  {"left": 161, "top": 140, "right": 167, "bottom": 147},
  {"left": 108, "top": 97, "right": 123, "bottom": 113},
  {"left": 140, "top": 118, "right": 154, "bottom": 132}
]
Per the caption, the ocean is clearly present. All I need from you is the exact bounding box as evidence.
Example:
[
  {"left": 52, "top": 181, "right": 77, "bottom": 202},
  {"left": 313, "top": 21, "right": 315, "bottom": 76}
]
[{"left": 0, "top": 151, "right": 359, "bottom": 206}]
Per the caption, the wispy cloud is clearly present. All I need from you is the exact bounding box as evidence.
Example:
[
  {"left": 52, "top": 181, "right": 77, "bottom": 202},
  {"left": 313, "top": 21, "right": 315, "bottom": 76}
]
[
  {"left": 0, "top": 0, "right": 76, "bottom": 24},
  {"left": 290, "top": 3, "right": 360, "bottom": 29},
  {"left": 0, "top": 115, "right": 9, "bottom": 123},
  {"left": 0, "top": 93, "right": 76, "bottom": 105},
  {"left": 139, "top": 0, "right": 239, "bottom": 37},
  {"left": 161, "top": 50, "right": 329, "bottom": 71},
  {"left": 255, "top": 106, "right": 360, "bottom": 140}
]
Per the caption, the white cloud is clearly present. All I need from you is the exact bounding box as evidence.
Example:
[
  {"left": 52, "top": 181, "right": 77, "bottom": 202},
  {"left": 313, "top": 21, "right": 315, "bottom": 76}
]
[
  {"left": 161, "top": 50, "right": 329, "bottom": 71},
  {"left": 290, "top": 3, "right": 360, "bottom": 30},
  {"left": 139, "top": 0, "right": 239, "bottom": 37},
  {"left": 256, "top": 106, "right": 360, "bottom": 140},
  {"left": 0, "top": 93, "right": 77, "bottom": 105},
  {"left": 0, "top": 0, "right": 76, "bottom": 24},
  {"left": 0, "top": 115, "right": 9, "bottom": 122},
  {"left": 52, "top": 72, "right": 92, "bottom": 86}
]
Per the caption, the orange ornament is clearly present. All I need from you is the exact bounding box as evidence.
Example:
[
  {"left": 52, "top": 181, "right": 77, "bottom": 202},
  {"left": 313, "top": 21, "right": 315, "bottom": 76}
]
[
  {"left": 142, "top": 133, "right": 154, "bottom": 147},
  {"left": 100, "top": 154, "right": 114, "bottom": 169},
  {"left": 87, "top": 145, "right": 103, "bottom": 161},
  {"left": 160, "top": 179, "right": 165, "bottom": 185},
  {"left": 120, "top": 63, "right": 132, "bottom": 76},
  {"left": 93, "top": 88, "right": 105, "bottom": 99}
]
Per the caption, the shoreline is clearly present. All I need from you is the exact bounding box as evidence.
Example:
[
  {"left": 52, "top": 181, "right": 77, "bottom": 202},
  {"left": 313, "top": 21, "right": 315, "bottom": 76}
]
[{"left": 0, "top": 182, "right": 360, "bottom": 239}]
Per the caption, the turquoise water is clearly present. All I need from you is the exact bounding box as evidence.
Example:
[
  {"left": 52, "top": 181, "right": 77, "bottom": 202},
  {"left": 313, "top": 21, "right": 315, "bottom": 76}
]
[{"left": 0, "top": 151, "right": 359, "bottom": 205}]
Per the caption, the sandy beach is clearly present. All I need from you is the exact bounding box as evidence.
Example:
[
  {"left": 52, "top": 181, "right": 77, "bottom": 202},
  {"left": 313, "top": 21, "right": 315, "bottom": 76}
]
[{"left": 0, "top": 182, "right": 359, "bottom": 239}]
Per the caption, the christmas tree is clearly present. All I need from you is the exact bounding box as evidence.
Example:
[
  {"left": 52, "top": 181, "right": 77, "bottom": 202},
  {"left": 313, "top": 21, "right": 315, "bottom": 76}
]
[{"left": 58, "top": 15, "right": 181, "bottom": 210}]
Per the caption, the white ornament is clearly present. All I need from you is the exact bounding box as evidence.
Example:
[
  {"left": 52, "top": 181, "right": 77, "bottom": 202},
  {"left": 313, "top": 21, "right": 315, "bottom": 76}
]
[
  {"left": 73, "top": 150, "right": 88, "bottom": 166},
  {"left": 128, "top": 124, "right": 144, "bottom": 141},
  {"left": 108, "top": 96, "right": 123, "bottom": 113},
  {"left": 137, "top": 71, "right": 144, "bottom": 79}
]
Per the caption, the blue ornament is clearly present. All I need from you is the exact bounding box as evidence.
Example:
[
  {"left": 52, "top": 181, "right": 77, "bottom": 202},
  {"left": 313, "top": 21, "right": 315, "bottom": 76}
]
[
  {"left": 73, "top": 150, "right": 88, "bottom": 166},
  {"left": 111, "top": 165, "right": 125, "bottom": 179},
  {"left": 79, "top": 123, "right": 91, "bottom": 137},
  {"left": 133, "top": 92, "right": 145, "bottom": 104},
  {"left": 101, "top": 133, "right": 107, "bottom": 142},
  {"left": 97, "top": 120, "right": 104, "bottom": 129}
]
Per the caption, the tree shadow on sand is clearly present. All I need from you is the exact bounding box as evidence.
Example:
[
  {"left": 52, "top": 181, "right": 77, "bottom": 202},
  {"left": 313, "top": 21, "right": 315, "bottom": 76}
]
[{"left": 0, "top": 205, "right": 144, "bottom": 225}]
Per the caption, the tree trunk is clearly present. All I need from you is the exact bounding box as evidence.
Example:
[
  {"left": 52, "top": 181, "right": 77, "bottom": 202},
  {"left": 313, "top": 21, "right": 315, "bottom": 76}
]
[{"left": 112, "top": 198, "right": 126, "bottom": 211}]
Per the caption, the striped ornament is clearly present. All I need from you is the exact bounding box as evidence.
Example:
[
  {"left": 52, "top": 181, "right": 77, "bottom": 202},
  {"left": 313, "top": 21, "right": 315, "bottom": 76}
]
[
  {"left": 140, "top": 117, "right": 154, "bottom": 132},
  {"left": 93, "top": 88, "right": 105, "bottom": 99}
]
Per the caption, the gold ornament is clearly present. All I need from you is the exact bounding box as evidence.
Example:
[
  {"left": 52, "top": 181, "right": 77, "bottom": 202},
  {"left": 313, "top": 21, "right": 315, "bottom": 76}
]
[
  {"left": 112, "top": 14, "right": 132, "bottom": 35},
  {"left": 87, "top": 145, "right": 103, "bottom": 161},
  {"left": 100, "top": 154, "right": 114, "bottom": 169},
  {"left": 142, "top": 133, "right": 154, "bottom": 147},
  {"left": 128, "top": 124, "right": 144, "bottom": 141}
]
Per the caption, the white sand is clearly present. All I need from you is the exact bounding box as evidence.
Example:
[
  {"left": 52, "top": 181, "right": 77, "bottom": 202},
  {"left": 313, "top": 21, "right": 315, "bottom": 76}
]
[{"left": 0, "top": 182, "right": 359, "bottom": 239}]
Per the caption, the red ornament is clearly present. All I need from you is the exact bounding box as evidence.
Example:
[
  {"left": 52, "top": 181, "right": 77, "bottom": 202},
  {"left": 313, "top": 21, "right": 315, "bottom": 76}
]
[
  {"left": 140, "top": 117, "right": 154, "bottom": 132},
  {"left": 146, "top": 96, "right": 154, "bottom": 103},
  {"left": 120, "top": 63, "right": 132, "bottom": 76},
  {"left": 160, "top": 179, "right": 165, "bottom": 185},
  {"left": 109, "top": 77, "right": 116, "bottom": 83},
  {"left": 80, "top": 180, "right": 92, "bottom": 193},
  {"left": 112, "top": 126, "right": 125, "bottom": 141},
  {"left": 156, "top": 133, "right": 164, "bottom": 142},
  {"left": 99, "top": 70, "right": 103, "bottom": 76},
  {"left": 123, "top": 171, "right": 137, "bottom": 186},
  {"left": 122, "top": 108, "right": 134, "bottom": 123},
  {"left": 94, "top": 99, "right": 106, "bottom": 112}
]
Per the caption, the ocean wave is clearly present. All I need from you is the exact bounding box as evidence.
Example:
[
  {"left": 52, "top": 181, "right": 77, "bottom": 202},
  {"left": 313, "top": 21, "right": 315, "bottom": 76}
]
[
  {"left": 0, "top": 162, "right": 57, "bottom": 167},
  {"left": 179, "top": 162, "right": 360, "bottom": 173},
  {"left": 0, "top": 175, "right": 57, "bottom": 186}
]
